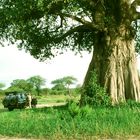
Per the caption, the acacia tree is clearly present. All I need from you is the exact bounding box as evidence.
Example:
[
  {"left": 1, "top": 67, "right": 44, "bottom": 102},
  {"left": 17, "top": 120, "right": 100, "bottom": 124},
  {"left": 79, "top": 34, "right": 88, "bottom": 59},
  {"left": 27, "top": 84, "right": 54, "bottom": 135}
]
[
  {"left": 1, "top": 0, "right": 140, "bottom": 104},
  {"left": 27, "top": 75, "right": 46, "bottom": 96},
  {"left": 62, "top": 76, "right": 77, "bottom": 96},
  {"left": 51, "top": 78, "right": 66, "bottom": 91},
  {"left": 51, "top": 76, "right": 77, "bottom": 95}
]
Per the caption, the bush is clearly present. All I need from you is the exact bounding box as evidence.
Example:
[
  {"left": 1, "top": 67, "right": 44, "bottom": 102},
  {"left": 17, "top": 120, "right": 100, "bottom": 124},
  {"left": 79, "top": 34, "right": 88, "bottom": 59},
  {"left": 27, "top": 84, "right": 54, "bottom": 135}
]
[
  {"left": 67, "top": 100, "right": 93, "bottom": 118},
  {"left": 80, "top": 105, "right": 93, "bottom": 117},
  {"left": 67, "top": 100, "right": 80, "bottom": 117},
  {"left": 82, "top": 71, "right": 111, "bottom": 107}
]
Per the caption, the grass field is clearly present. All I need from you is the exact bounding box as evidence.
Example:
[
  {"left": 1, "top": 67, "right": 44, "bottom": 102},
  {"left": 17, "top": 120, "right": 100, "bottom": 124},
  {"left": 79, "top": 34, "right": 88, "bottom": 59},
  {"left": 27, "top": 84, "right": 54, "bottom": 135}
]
[
  {"left": 0, "top": 106, "right": 140, "bottom": 139},
  {"left": 37, "top": 95, "right": 69, "bottom": 104},
  {"left": 0, "top": 95, "right": 140, "bottom": 139}
]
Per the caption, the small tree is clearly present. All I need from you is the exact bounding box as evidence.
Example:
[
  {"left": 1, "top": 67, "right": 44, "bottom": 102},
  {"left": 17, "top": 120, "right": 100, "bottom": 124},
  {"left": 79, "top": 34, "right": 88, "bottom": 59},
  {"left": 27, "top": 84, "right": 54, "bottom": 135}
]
[
  {"left": 51, "top": 78, "right": 66, "bottom": 94},
  {"left": 51, "top": 76, "right": 77, "bottom": 96},
  {"left": 62, "top": 76, "right": 78, "bottom": 96},
  {"left": 27, "top": 75, "right": 46, "bottom": 96}
]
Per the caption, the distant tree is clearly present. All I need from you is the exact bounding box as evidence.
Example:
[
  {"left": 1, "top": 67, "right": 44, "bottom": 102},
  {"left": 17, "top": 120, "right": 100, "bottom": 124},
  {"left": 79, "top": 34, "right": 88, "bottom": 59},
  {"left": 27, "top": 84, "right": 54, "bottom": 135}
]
[
  {"left": 27, "top": 75, "right": 46, "bottom": 96},
  {"left": 51, "top": 76, "right": 77, "bottom": 95},
  {"left": 51, "top": 78, "right": 66, "bottom": 91},
  {"left": 62, "top": 76, "right": 77, "bottom": 96},
  {"left": 5, "top": 86, "right": 23, "bottom": 93},
  {"left": 41, "top": 87, "right": 50, "bottom": 95},
  {"left": 0, "top": 83, "right": 5, "bottom": 90},
  {"left": 10, "top": 79, "right": 33, "bottom": 92}
]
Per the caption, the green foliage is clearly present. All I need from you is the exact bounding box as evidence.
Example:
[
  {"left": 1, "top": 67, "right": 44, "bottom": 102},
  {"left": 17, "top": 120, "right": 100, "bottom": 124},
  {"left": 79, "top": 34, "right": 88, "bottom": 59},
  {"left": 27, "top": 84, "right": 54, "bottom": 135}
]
[
  {"left": 62, "top": 76, "right": 77, "bottom": 87},
  {"left": 10, "top": 79, "right": 32, "bottom": 92},
  {"left": 4, "top": 76, "right": 46, "bottom": 96},
  {"left": 0, "top": 105, "right": 140, "bottom": 139},
  {"left": 82, "top": 71, "right": 111, "bottom": 107},
  {"left": 0, "top": 0, "right": 94, "bottom": 60},
  {"left": 51, "top": 76, "right": 77, "bottom": 88},
  {"left": 4, "top": 86, "right": 24, "bottom": 93},
  {"left": 71, "top": 84, "right": 81, "bottom": 96},
  {"left": 27, "top": 75, "right": 46, "bottom": 96},
  {"left": 0, "top": 83, "right": 5, "bottom": 89},
  {"left": 67, "top": 100, "right": 80, "bottom": 117},
  {"left": 51, "top": 76, "right": 77, "bottom": 95},
  {"left": 0, "top": 0, "right": 140, "bottom": 60},
  {"left": 67, "top": 99, "right": 93, "bottom": 117},
  {"left": 52, "top": 84, "right": 66, "bottom": 91},
  {"left": 41, "top": 88, "right": 50, "bottom": 95},
  {"left": 114, "top": 99, "right": 140, "bottom": 109}
]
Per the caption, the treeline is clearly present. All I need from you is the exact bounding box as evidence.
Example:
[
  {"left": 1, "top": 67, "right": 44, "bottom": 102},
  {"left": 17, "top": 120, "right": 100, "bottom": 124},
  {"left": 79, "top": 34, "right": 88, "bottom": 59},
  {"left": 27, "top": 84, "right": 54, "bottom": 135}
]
[{"left": 0, "top": 75, "right": 81, "bottom": 97}]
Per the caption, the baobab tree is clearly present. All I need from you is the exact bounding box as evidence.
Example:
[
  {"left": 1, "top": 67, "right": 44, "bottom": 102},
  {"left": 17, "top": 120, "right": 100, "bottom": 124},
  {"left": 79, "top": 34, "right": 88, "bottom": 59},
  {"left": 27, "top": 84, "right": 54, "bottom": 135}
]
[{"left": 0, "top": 0, "right": 140, "bottom": 104}]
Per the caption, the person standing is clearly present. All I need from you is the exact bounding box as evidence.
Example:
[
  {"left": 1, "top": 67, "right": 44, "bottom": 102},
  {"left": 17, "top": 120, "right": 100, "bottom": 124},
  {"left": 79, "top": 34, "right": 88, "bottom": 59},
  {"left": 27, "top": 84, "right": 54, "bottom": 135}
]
[{"left": 27, "top": 93, "right": 32, "bottom": 108}]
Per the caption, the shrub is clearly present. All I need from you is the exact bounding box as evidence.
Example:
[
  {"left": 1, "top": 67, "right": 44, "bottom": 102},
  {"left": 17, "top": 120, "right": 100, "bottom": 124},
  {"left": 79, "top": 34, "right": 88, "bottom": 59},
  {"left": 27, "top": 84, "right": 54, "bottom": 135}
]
[
  {"left": 67, "top": 100, "right": 93, "bottom": 118},
  {"left": 67, "top": 100, "right": 80, "bottom": 117},
  {"left": 80, "top": 105, "right": 93, "bottom": 117},
  {"left": 82, "top": 71, "right": 111, "bottom": 107}
]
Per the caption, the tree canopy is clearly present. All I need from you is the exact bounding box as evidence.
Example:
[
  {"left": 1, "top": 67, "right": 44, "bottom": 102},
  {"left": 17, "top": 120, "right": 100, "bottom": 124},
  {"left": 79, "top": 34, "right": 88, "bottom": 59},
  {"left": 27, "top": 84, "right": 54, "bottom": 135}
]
[
  {"left": 10, "top": 79, "right": 32, "bottom": 92},
  {"left": 27, "top": 75, "right": 46, "bottom": 95},
  {"left": 1, "top": 0, "right": 140, "bottom": 60},
  {"left": 1, "top": 0, "right": 140, "bottom": 103},
  {"left": 51, "top": 76, "right": 77, "bottom": 89}
]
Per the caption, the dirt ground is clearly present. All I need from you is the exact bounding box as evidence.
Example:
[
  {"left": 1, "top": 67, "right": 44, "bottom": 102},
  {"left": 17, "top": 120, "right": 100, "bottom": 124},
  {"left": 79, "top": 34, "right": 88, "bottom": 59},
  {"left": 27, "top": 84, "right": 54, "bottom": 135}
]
[{"left": 36, "top": 102, "right": 66, "bottom": 108}]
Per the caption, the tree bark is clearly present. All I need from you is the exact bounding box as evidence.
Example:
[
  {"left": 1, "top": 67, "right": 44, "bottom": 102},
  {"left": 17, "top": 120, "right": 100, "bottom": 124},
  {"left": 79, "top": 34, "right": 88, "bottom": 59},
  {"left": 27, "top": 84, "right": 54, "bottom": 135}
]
[{"left": 81, "top": 27, "right": 140, "bottom": 104}]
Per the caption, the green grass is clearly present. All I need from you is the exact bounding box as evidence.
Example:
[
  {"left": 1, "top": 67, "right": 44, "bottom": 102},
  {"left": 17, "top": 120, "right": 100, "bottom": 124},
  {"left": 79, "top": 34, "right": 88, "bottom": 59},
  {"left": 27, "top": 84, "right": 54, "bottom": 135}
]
[
  {"left": 0, "top": 95, "right": 140, "bottom": 139},
  {"left": 37, "top": 94, "right": 80, "bottom": 104},
  {"left": 0, "top": 105, "right": 140, "bottom": 139},
  {"left": 37, "top": 95, "right": 68, "bottom": 104}
]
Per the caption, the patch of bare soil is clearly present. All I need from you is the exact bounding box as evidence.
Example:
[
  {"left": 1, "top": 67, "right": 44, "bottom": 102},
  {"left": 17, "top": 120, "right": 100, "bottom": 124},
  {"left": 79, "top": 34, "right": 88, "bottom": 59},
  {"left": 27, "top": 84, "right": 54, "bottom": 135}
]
[
  {"left": 0, "top": 136, "right": 38, "bottom": 140},
  {"left": 36, "top": 102, "right": 66, "bottom": 108},
  {"left": 1, "top": 136, "right": 140, "bottom": 140}
]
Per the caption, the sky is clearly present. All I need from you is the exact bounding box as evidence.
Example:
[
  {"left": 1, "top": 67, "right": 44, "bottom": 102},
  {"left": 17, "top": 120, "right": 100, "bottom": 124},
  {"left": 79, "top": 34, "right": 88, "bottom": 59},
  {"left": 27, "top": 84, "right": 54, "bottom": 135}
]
[
  {"left": 1, "top": 44, "right": 140, "bottom": 89},
  {"left": 0, "top": 44, "right": 92, "bottom": 88}
]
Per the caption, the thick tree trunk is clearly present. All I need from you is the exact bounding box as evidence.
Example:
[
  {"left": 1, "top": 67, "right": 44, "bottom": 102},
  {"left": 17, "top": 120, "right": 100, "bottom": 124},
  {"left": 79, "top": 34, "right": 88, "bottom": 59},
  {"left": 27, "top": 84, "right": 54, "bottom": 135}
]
[{"left": 81, "top": 29, "right": 140, "bottom": 104}]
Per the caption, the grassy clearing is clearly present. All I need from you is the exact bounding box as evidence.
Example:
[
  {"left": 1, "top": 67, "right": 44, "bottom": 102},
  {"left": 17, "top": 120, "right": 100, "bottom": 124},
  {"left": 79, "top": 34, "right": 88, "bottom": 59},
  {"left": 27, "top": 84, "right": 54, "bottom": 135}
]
[
  {"left": 37, "top": 95, "right": 68, "bottom": 104},
  {"left": 0, "top": 95, "right": 140, "bottom": 139},
  {"left": 0, "top": 104, "right": 140, "bottom": 139},
  {"left": 37, "top": 94, "right": 80, "bottom": 105}
]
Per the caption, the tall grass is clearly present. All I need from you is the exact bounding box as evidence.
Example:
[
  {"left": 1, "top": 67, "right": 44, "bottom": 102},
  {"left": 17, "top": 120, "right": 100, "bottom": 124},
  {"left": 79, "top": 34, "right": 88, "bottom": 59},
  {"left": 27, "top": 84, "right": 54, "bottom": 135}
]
[{"left": 0, "top": 105, "right": 140, "bottom": 139}]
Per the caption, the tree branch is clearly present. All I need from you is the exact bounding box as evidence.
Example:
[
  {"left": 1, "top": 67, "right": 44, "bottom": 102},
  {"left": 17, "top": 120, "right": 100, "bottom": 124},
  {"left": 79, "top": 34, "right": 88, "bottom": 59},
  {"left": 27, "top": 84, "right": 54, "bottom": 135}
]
[
  {"left": 59, "top": 13, "right": 102, "bottom": 30},
  {"left": 60, "top": 13, "right": 90, "bottom": 24},
  {"left": 53, "top": 25, "right": 94, "bottom": 43}
]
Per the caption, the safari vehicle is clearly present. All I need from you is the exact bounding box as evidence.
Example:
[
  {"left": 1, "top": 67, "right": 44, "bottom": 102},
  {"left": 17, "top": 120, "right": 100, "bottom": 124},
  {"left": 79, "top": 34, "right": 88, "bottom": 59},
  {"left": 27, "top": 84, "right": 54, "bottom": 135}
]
[{"left": 2, "top": 91, "right": 37, "bottom": 111}]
